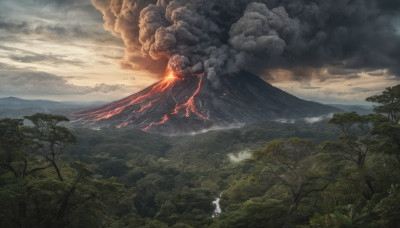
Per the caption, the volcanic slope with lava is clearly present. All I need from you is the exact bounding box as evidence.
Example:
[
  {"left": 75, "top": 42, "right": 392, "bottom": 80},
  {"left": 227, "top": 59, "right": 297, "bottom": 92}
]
[{"left": 71, "top": 70, "right": 339, "bottom": 134}]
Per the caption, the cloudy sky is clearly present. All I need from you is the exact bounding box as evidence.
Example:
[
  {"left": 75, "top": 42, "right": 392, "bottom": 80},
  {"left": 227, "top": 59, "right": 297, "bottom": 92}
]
[{"left": 0, "top": 0, "right": 399, "bottom": 104}]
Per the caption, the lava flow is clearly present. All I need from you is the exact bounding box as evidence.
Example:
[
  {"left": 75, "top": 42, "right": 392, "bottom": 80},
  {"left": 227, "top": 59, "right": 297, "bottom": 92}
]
[
  {"left": 142, "top": 114, "right": 169, "bottom": 131},
  {"left": 171, "top": 73, "right": 209, "bottom": 120},
  {"left": 71, "top": 70, "right": 209, "bottom": 130}
]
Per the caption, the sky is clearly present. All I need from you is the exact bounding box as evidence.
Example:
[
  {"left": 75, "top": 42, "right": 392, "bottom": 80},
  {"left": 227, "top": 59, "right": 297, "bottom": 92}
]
[{"left": 0, "top": 0, "right": 399, "bottom": 105}]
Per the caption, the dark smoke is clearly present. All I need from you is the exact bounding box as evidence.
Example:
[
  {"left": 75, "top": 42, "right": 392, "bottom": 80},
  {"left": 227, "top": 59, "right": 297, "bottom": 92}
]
[{"left": 91, "top": 0, "right": 400, "bottom": 82}]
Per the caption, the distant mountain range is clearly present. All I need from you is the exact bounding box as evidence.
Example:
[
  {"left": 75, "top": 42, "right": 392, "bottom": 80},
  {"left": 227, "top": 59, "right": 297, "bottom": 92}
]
[
  {"left": 327, "top": 104, "right": 374, "bottom": 115},
  {"left": 0, "top": 97, "right": 104, "bottom": 118}
]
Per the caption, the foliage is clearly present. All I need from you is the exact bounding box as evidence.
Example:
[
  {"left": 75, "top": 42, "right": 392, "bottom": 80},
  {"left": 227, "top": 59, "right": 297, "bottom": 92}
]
[
  {"left": 366, "top": 84, "right": 400, "bottom": 123},
  {"left": 253, "top": 138, "right": 330, "bottom": 213}
]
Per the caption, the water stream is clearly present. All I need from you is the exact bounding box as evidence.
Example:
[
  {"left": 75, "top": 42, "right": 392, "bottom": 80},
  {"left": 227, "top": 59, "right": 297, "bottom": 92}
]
[{"left": 212, "top": 192, "right": 223, "bottom": 218}]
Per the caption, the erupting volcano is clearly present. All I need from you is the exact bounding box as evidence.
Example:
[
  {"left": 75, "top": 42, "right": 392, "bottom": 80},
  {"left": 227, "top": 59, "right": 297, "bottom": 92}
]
[
  {"left": 76, "top": 0, "right": 399, "bottom": 134},
  {"left": 71, "top": 70, "right": 339, "bottom": 134}
]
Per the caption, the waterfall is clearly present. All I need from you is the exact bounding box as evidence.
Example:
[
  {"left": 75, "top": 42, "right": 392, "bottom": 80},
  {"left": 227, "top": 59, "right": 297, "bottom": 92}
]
[{"left": 212, "top": 192, "right": 223, "bottom": 218}]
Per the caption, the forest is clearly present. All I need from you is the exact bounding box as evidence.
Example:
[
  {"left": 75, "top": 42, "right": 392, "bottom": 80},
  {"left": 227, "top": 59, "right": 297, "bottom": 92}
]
[{"left": 0, "top": 84, "right": 399, "bottom": 228}]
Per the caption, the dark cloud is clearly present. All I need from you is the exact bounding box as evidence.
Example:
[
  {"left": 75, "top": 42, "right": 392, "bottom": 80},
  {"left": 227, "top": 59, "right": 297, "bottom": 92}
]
[
  {"left": 0, "top": 21, "right": 29, "bottom": 34},
  {"left": 90, "top": 0, "right": 400, "bottom": 82}
]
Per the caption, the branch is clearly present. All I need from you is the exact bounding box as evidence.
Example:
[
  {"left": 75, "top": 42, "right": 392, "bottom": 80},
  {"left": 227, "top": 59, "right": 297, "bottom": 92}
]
[
  {"left": 64, "top": 193, "right": 97, "bottom": 216},
  {"left": 25, "top": 164, "right": 52, "bottom": 176},
  {"left": 301, "top": 183, "right": 330, "bottom": 198},
  {"left": 265, "top": 164, "right": 292, "bottom": 187},
  {"left": 0, "top": 163, "right": 18, "bottom": 178},
  {"left": 22, "top": 159, "right": 27, "bottom": 178}
]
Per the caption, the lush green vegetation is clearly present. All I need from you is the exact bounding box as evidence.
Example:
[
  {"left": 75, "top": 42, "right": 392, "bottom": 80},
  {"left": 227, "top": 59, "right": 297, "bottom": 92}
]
[{"left": 0, "top": 84, "right": 399, "bottom": 227}]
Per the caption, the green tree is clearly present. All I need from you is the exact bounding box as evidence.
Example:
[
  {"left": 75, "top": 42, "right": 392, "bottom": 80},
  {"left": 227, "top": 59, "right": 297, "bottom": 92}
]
[
  {"left": 372, "top": 184, "right": 400, "bottom": 227},
  {"left": 0, "top": 115, "right": 128, "bottom": 228},
  {"left": 366, "top": 85, "right": 400, "bottom": 159},
  {"left": 325, "top": 112, "right": 376, "bottom": 200},
  {"left": 253, "top": 138, "right": 330, "bottom": 213},
  {"left": 327, "top": 112, "right": 375, "bottom": 169},
  {"left": 24, "top": 114, "right": 77, "bottom": 181},
  {"left": 366, "top": 84, "right": 400, "bottom": 123},
  {"left": 0, "top": 118, "right": 48, "bottom": 179}
]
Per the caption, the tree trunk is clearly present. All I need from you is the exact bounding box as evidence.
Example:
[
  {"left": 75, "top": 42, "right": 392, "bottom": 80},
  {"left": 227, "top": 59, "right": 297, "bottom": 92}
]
[
  {"left": 46, "top": 154, "right": 63, "bottom": 181},
  {"left": 361, "top": 179, "right": 374, "bottom": 200},
  {"left": 289, "top": 192, "right": 301, "bottom": 213}
]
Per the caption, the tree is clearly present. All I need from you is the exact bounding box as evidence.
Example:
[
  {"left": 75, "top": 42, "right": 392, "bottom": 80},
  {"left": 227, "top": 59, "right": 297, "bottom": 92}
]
[
  {"left": 24, "top": 114, "right": 77, "bottom": 181},
  {"left": 327, "top": 112, "right": 375, "bottom": 169},
  {"left": 0, "top": 118, "right": 26, "bottom": 178},
  {"left": 0, "top": 115, "right": 126, "bottom": 228},
  {"left": 366, "top": 84, "right": 400, "bottom": 124},
  {"left": 325, "top": 112, "right": 376, "bottom": 199},
  {"left": 253, "top": 138, "right": 330, "bottom": 213},
  {"left": 0, "top": 118, "right": 48, "bottom": 178},
  {"left": 366, "top": 85, "right": 400, "bottom": 159}
]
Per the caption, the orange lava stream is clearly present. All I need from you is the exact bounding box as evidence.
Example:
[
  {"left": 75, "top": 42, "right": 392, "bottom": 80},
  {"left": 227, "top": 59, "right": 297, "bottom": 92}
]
[
  {"left": 134, "top": 98, "right": 160, "bottom": 114},
  {"left": 142, "top": 114, "right": 169, "bottom": 130},
  {"left": 72, "top": 69, "right": 210, "bottom": 130},
  {"left": 71, "top": 70, "right": 180, "bottom": 123},
  {"left": 171, "top": 73, "right": 209, "bottom": 120},
  {"left": 116, "top": 120, "right": 134, "bottom": 129}
]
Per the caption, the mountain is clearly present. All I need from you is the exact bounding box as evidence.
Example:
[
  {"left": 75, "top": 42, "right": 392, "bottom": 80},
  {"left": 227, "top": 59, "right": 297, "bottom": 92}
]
[
  {"left": 71, "top": 70, "right": 341, "bottom": 134},
  {"left": 0, "top": 97, "right": 101, "bottom": 118},
  {"left": 328, "top": 104, "right": 373, "bottom": 115},
  {"left": 0, "top": 97, "right": 67, "bottom": 110}
]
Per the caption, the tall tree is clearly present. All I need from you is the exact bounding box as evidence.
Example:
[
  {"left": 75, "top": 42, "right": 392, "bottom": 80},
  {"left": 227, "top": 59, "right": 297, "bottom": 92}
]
[
  {"left": 24, "top": 114, "right": 76, "bottom": 181},
  {"left": 253, "top": 138, "right": 330, "bottom": 213},
  {"left": 325, "top": 112, "right": 376, "bottom": 199},
  {"left": 366, "top": 84, "right": 400, "bottom": 124},
  {"left": 0, "top": 118, "right": 48, "bottom": 178},
  {"left": 366, "top": 84, "right": 400, "bottom": 159}
]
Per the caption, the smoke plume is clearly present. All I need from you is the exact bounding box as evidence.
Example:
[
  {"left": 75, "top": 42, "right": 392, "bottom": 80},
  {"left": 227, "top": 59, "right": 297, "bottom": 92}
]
[{"left": 91, "top": 0, "right": 400, "bottom": 82}]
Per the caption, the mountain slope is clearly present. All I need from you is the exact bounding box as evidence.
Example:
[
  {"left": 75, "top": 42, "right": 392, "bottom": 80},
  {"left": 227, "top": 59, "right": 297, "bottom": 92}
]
[{"left": 71, "top": 70, "right": 341, "bottom": 134}]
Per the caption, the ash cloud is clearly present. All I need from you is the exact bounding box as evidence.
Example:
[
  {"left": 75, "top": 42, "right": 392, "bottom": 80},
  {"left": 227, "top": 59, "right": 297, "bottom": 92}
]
[{"left": 91, "top": 0, "right": 400, "bottom": 82}]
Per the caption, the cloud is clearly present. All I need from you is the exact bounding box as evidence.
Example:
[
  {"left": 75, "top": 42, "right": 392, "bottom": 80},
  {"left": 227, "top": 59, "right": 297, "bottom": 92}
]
[
  {"left": 0, "top": 19, "right": 119, "bottom": 45},
  {"left": 301, "top": 86, "right": 321, "bottom": 90},
  {"left": 0, "top": 0, "right": 121, "bottom": 46},
  {"left": 228, "top": 150, "right": 252, "bottom": 163},
  {"left": 9, "top": 53, "right": 82, "bottom": 65},
  {"left": 0, "top": 63, "right": 131, "bottom": 96},
  {"left": 0, "top": 44, "right": 83, "bottom": 67},
  {"left": 304, "top": 114, "right": 333, "bottom": 124}
]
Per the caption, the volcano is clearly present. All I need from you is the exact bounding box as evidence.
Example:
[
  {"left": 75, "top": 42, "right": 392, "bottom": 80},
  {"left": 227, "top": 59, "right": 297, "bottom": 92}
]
[{"left": 71, "top": 70, "right": 339, "bottom": 134}]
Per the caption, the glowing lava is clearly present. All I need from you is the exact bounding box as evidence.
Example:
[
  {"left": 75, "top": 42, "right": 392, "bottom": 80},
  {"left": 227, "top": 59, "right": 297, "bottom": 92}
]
[
  {"left": 171, "top": 73, "right": 209, "bottom": 120},
  {"left": 71, "top": 70, "right": 180, "bottom": 122},
  {"left": 71, "top": 70, "right": 209, "bottom": 130},
  {"left": 142, "top": 114, "right": 169, "bottom": 130}
]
